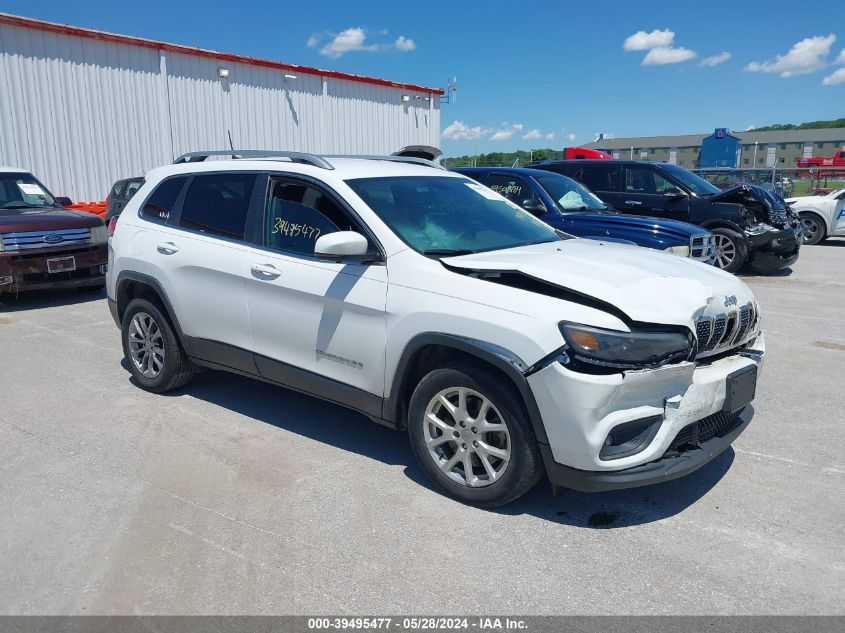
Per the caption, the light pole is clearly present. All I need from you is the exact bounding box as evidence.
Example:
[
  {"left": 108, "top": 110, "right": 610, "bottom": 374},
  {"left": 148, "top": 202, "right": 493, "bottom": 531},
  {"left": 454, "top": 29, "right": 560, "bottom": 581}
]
[
  {"left": 630, "top": 146, "right": 634, "bottom": 159},
  {"left": 752, "top": 141, "right": 758, "bottom": 167}
]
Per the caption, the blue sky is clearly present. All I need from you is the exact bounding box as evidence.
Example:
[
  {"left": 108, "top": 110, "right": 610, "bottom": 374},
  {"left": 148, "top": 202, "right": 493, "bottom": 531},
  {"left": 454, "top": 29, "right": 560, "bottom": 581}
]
[{"left": 4, "top": 0, "right": 844, "bottom": 156}]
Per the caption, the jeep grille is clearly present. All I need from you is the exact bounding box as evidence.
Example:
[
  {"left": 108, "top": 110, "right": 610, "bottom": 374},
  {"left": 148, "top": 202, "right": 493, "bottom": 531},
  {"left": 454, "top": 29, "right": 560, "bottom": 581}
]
[{"left": 695, "top": 303, "right": 758, "bottom": 357}]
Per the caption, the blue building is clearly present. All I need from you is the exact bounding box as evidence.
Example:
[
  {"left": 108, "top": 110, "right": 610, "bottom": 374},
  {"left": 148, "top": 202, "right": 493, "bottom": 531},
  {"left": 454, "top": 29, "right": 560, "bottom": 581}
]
[{"left": 696, "top": 128, "right": 740, "bottom": 168}]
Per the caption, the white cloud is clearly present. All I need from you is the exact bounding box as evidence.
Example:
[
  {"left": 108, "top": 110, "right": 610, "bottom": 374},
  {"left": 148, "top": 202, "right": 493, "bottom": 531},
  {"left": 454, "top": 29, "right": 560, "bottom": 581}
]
[
  {"left": 745, "top": 34, "right": 836, "bottom": 77},
  {"left": 442, "top": 121, "right": 488, "bottom": 141},
  {"left": 836, "top": 49, "right": 845, "bottom": 64},
  {"left": 643, "top": 46, "right": 697, "bottom": 65},
  {"left": 567, "top": 132, "right": 577, "bottom": 142},
  {"left": 623, "top": 29, "right": 675, "bottom": 51},
  {"left": 318, "top": 27, "right": 417, "bottom": 58},
  {"left": 699, "top": 51, "right": 731, "bottom": 67},
  {"left": 320, "top": 28, "right": 378, "bottom": 58},
  {"left": 490, "top": 123, "right": 523, "bottom": 141},
  {"left": 822, "top": 67, "right": 845, "bottom": 85},
  {"left": 394, "top": 35, "right": 416, "bottom": 52},
  {"left": 522, "top": 129, "right": 542, "bottom": 140},
  {"left": 545, "top": 132, "right": 555, "bottom": 140},
  {"left": 490, "top": 129, "right": 515, "bottom": 141}
]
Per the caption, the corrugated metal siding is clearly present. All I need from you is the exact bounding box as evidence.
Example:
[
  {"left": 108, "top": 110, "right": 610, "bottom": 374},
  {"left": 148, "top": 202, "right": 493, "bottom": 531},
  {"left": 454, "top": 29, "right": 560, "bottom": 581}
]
[{"left": 0, "top": 22, "right": 441, "bottom": 201}]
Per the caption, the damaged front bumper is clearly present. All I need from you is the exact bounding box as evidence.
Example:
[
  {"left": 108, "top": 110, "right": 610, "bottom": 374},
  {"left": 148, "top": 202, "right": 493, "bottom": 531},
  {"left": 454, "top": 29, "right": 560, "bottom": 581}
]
[
  {"left": 746, "top": 225, "right": 801, "bottom": 273},
  {"left": 526, "top": 334, "right": 765, "bottom": 492}
]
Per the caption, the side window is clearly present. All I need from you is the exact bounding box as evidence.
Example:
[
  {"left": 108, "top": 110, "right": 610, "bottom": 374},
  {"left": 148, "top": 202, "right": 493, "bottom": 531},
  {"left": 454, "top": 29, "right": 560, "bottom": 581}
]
[
  {"left": 179, "top": 173, "right": 257, "bottom": 240},
  {"left": 625, "top": 167, "right": 675, "bottom": 194},
  {"left": 578, "top": 166, "right": 620, "bottom": 192},
  {"left": 111, "top": 182, "right": 126, "bottom": 199},
  {"left": 484, "top": 174, "right": 537, "bottom": 206},
  {"left": 141, "top": 176, "right": 188, "bottom": 222},
  {"left": 124, "top": 179, "right": 143, "bottom": 200},
  {"left": 264, "top": 178, "right": 366, "bottom": 256}
]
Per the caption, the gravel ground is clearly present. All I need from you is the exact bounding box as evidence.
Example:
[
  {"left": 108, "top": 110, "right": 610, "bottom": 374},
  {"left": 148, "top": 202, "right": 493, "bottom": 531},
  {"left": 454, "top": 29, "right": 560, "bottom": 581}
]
[{"left": 1, "top": 243, "right": 843, "bottom": 615}]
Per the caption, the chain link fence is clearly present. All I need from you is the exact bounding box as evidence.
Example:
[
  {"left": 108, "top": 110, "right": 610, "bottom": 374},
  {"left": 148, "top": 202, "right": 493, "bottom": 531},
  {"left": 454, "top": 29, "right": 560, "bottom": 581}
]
[{"left": 692, "top": 167, "right": 845, "bottom": 198}]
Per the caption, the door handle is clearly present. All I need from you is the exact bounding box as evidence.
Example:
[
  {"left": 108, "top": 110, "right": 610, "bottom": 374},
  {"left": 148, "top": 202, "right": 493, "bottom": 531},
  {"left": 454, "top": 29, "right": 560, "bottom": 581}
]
[
  {"left": 624, "top": 200, "right": 643, "bottom": 206},
  {"left": 156, "top": 241, "right": 179, "bottom": 254},
  {"left": 251, "top": 263, "right": 282, "bottom": 277}
]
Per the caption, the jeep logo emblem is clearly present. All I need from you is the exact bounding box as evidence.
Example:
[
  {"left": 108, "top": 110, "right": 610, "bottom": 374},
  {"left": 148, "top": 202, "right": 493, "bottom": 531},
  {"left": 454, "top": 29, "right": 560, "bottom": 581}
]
[
  {"left": 724, "top": 295, "right": 737, "bottom": 307},
  {"left": 44, "top": 234, "right": 63, "bottom": 244}
]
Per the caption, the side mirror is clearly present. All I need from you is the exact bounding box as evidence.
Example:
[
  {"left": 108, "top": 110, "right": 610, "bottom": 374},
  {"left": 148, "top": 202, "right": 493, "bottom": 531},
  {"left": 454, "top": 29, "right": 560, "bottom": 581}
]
[
  {"left": 663, "top": 189, "right": 686, "bottom": 199},
  {"left": 521, "top": 199, "right": 547, "bottom": 216},
  {"left": 56, "top": 196, "right": 73, "bottom": 206},
  {"left": 314, "top": 231, "right": 370, "bottom": 260}
]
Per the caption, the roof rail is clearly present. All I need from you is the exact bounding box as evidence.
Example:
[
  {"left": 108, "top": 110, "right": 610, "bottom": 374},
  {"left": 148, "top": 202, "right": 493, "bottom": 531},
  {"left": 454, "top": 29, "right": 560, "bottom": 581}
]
[
  {"left": 172, "top": 150, "right": 334, "bottom": 170},
  {"left": 323, "top": 154, "right": 445, "bottom": 170}
]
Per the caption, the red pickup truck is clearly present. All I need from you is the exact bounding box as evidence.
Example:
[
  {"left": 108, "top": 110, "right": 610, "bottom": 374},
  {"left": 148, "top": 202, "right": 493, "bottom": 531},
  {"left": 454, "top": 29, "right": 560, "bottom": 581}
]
[{"left": 797, "top": 149, "right": 845, "bottom": 172}]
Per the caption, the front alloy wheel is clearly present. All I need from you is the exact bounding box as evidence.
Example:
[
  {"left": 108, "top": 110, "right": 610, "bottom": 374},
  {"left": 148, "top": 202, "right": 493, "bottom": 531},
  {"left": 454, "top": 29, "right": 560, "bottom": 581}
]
[
  {"left": 423, "top": 387, "right": 511, "bottom": 487},
  {"left": 799, "top": 214, "right": 824, "bottom": 245},
  {"left": 714, "top": 234, "right": 737, "bottom": 269},
  {"left": 407, "top": 364, "right": 542, "bottom": 507}
]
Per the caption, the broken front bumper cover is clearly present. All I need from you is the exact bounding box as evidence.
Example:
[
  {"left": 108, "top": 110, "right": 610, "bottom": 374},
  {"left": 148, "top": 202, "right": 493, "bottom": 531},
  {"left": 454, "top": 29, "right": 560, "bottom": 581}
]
[
  {"left": 539, "top": 406, "right": 751, "bottom": 492},
  {"left": 526, "top": 334, "right": 764, "bottom": 491},
  {"left": 747, "top": 225, "right": 801, "bottom": 272}
]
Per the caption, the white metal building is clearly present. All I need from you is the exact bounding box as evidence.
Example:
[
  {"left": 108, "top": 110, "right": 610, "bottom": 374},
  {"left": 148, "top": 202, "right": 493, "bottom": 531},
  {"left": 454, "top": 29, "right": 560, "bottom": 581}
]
[{"left": 0, "top": 13, "right": 442, "bottom": 201}]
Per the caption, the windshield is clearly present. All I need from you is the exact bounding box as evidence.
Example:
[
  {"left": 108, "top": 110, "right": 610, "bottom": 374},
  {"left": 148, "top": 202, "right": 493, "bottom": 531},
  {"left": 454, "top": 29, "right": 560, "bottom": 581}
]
[
  {"left": 346, "top": 176, "right": 561, "bottom": 255},
  {"left": 659, "top": 164, "right": 721, "bottom": 196},
  {"left": 533, "top": 173, "right": 608, "bottom": 212},
  {"left": 0, "top": 173, "right": 58, "bottom": 209}
]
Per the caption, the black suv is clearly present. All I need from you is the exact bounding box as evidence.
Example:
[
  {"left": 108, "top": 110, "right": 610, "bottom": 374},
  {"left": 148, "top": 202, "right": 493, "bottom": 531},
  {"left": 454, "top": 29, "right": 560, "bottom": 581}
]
[
  {"left": 529, "top": 160, "right": 801, "bottom": 273},
  {"left": 105, "top": 176, "right": 144, "bottom": 225}
]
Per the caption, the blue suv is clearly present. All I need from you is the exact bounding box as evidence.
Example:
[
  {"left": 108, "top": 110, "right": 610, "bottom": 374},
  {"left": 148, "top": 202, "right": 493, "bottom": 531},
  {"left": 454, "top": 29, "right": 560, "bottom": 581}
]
[{"left": 454, "top": 167, "right": 716, "bottom": 265}]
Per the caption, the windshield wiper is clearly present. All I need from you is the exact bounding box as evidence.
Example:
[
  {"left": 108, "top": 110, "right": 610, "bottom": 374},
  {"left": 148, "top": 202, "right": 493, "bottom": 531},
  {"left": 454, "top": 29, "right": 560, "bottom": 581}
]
[{"left": 423, "top": 248, "right": 476, "bottom": 257}]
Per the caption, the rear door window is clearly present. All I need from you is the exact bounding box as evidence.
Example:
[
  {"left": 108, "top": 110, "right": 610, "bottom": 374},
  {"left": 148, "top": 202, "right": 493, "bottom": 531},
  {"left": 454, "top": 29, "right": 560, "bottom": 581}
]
[
  {"left": 179, "top": 173, "right": 258, "bottom": 241},
  {"left": 140, "top": 176, "right": 188, "bottom": 222},
  {"left": 576, "top": 165, "right": 621, "bottom": 192}
]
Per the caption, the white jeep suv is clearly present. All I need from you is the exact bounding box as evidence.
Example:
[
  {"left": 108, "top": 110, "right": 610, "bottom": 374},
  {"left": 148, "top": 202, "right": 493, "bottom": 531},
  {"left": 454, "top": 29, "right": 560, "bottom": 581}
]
[{"left": 107, "top": 151, "right": 765, "bottom": 507}]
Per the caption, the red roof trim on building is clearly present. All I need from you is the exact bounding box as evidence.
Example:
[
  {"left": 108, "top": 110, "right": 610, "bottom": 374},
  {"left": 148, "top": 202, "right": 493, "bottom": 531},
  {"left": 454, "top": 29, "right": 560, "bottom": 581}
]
[{"left": 0, "top": 12, "right": 444, "bottom": 95}]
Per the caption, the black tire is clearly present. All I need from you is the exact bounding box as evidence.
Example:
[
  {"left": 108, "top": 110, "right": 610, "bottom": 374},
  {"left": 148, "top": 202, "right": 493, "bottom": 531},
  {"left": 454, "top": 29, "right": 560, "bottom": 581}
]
[
  {"left": 76, "top": 283, "right": 105, "bottom": 293},
  {"left": 710, "top": 228, "right": 748, "bottom": 273},
  {"left": 407, "top": 363, "right": 543, "bottom": 508},
  {"left": 798, "top": 212, "right": 826, "bottom": 245},
  {"left": 121, "top": 297, "right": 193, "bottom": 393}
]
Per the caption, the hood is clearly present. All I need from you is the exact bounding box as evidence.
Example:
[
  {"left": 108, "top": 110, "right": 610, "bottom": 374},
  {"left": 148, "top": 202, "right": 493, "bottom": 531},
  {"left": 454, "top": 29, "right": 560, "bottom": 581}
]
[
  {"left": 442, "top": 240, "right": 754, "bottom": 329},
  {"left": 566, "top": 212, "right": 710, "bottom": 240},
  {"left": 710, "top": 183, "right": 786, "bottom": 210},
  {"left": 0, "top": 207, "right": 103, "bottom": 232}
]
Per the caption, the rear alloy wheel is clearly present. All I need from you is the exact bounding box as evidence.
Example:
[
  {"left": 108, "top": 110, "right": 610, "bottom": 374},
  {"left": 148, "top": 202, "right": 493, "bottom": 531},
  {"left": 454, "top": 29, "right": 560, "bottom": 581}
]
[
  {"left": 121, "top": 297, "right": 193, "bottom": 393},
  {"left": 127, "top": 311, "right": 165, "bottom": 379},
  {"left": 407, "top": 364, "right": 542, "bottom": 507},
  {"left": 710, "top": 228, "right": 747, "bottom": 273},
  {"left": 799, "top": 213, "right": 825, "bottom": 245}
]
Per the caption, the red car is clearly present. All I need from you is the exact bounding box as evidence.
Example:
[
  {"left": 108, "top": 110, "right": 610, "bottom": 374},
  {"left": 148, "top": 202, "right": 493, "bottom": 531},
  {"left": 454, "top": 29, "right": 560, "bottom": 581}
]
[{"left": 1, "top": 168, "right": 108, "bottom": 296}]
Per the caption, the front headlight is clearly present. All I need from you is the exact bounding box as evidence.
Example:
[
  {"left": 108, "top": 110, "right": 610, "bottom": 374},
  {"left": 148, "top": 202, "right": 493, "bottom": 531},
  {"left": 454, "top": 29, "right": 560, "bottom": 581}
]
[
  {"left": 90, "top": 224, "right": 108, "bottom": 244},
  {"left": 664, "top": 244, "right": 690, "bottom": 257},
  {"left": 559, "top": 322, "right": 693, "bottom": 370}
]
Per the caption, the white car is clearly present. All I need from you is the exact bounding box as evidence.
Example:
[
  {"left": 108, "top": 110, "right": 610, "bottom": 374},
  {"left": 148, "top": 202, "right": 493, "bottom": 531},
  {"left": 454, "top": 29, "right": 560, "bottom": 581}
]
[
  {"left": 786, "top": 187, "right": 845, "bottom": 245},
  {"left": 107, "top": 151, "right": 765, "bottom": 507}
]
